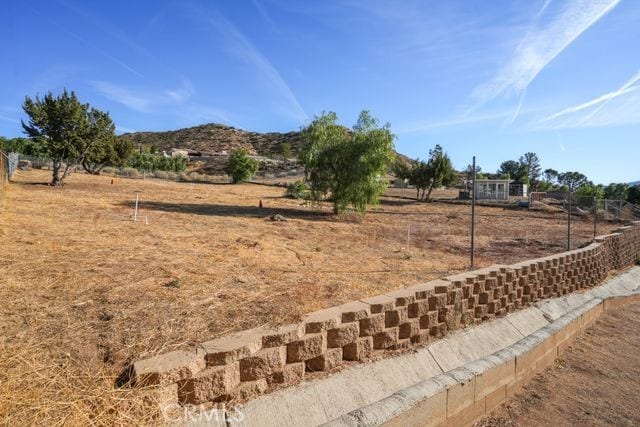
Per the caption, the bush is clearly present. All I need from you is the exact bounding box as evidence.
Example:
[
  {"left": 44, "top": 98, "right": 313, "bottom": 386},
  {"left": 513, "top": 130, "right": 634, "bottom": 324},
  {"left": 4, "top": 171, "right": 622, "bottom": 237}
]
[
  {"left": 225, "top": 149, "right": 259, "bottom": 184},
  {"left": 628, "top": 186, "right": 640, "bottom": 205},
  {"left": 127, "top": 152, "right": 187, "bottom": 173},
  {"left": 189, "top": 172, "right": 210, "bottom": 182},
  {"left": 285, "top": 181, "right": 309, "bottom": 199},
  {"left": 152, "top": 170, "right": 169, "bottom": 180},
  {"left": 121, "top": 167, "right": 140, "bottom": 178},
  {"left": 152, "top": 170, "right": 178, "bottom": 180},
  {"left": 281, "top": 142, "right": 292, "bottom": 159}
]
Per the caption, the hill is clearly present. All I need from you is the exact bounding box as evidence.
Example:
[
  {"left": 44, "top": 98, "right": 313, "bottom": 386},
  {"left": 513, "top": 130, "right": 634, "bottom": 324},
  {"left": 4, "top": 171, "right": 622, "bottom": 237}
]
[
  {"left": 119, "top": 122, "right": 412, "bottom": 162},
  {"left": 629, "top": 180, "right": 640, "bottom": 187},
  {"left": 119, "top": 123, "right": 303, "bottom": 157}
]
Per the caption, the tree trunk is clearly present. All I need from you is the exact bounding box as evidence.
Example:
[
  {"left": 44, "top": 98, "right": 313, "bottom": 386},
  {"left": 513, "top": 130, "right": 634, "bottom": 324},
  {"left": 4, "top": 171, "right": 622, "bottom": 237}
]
[
  {"left": 61, "top": 161, "right": 74, "bottom": 183},
  {"left": 416, "top": 188, "right": 420, "bottom": 200},
  {"left": 425, "top": 185, "right": 435, "bottom": 202},
  {"left": 60, "top": 138, "right": 102, "bottom": 183},
  {"left": 51, "top": 160, "right": 62, "bottom": 186},
  {"left": 82, "top": 159, "right": 105, "bottom": 175}
]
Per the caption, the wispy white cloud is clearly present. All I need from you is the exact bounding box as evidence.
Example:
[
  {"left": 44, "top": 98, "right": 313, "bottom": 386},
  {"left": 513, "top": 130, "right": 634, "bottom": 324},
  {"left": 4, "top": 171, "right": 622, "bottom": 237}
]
[
  {"left": 27, "top": 4, "right": 144, "bottom": 79},
  {"left": 91, "top": 78, "right": 194, "bottom": 112},
  {"left": 472, "top": 0, "right": 620, "bottom": 117},
  {"left": 535, "top": 69, "right": 640, "bottom": 129},
  {"left": 398, "top": 110, "right": 516, "bottom": 133},
  {"left": 56, "top": 0, "right": 156, "bottom": 62},
  {"left": 252, "top": 0, "right": 277, "bottom": 29},
  {"left": 540, "top": 69, "right": 640, "bottom": 122},
  {"left": 535, "top": 0, "right": 554, "bottom": 19},
  {"left": 92, "top": 79, "right": 240, "bottom": 128},
  {"left": 200, "top": 10, "right": 308, "bottom": 123},
  {"left": 0, "top": 114, "right": 19, "bottom": 124}
]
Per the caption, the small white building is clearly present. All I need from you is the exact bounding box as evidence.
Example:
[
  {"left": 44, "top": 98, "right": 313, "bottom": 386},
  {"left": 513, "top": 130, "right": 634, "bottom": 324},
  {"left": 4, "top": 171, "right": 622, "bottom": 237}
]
[
  {"left": 474, "top": 179, "right": 512, "bottom": 200},
  {"left": 168, "top": 148, "right": 190, "bottom": 158}
]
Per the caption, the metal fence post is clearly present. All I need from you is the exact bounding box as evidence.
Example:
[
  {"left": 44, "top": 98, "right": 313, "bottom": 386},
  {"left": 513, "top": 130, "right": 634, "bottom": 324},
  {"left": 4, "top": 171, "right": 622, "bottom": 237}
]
[
  {"left": 593, "top": 196, "right": 597, "bottom": 238},
  {"left": 567, "top": 190, "right": 572, "bottom": 251},
  {"left": 471, "top": 156, "right": 477, "bottom": 268}
]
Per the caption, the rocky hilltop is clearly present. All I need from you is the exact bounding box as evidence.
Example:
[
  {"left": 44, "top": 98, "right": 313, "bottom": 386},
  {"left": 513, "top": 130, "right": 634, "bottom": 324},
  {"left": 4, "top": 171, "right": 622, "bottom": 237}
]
[{"left": 119, "top": 123, "right": 302, "bottom": 157}]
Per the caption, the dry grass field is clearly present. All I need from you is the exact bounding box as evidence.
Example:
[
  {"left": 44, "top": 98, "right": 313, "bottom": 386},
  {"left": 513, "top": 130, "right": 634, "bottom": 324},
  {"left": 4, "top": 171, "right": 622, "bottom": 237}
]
[{"left": 0, "top": 169, "right": 614, "bottom": 425}]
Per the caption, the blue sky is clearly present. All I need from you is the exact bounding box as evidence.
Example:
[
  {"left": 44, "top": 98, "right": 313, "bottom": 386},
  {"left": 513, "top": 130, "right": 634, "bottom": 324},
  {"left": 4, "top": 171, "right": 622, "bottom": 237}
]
[{"left": 1, "top": 0, "right": 639, "bottom": 183}]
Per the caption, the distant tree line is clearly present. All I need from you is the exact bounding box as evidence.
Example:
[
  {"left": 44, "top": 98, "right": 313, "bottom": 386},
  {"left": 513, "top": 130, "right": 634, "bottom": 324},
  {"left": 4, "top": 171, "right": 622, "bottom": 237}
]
[
  {"left": 4, "top": 89, "right": 638, "bottom": 207},
  {"left": 465, "top": 152, "right": 640, "bottom": 205},
  {"left": 0, "top": 89, "right": 194, "bottom": 185}
]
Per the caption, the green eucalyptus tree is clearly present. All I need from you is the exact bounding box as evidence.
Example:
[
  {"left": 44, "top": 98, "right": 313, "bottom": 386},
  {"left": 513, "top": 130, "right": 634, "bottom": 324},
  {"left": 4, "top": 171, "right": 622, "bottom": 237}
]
[{"left": 299, "top": 110, "right": 395, "bottom": 215}]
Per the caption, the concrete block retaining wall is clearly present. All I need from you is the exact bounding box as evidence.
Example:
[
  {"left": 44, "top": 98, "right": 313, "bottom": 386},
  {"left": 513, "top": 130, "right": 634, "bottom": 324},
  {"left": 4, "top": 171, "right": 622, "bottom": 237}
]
[
  {"left": 131, "top": 222, "right": 640, "bottom": 407},
  {"left": 326, "top": 289, "right": 640, "bottom": 427}
]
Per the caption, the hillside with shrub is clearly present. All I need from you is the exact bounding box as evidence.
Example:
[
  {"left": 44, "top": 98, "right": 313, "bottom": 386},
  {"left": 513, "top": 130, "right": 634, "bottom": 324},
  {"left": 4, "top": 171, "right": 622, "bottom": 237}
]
[
  {"left": 119, "top": 122, "right": 413, "bottom": 163},
  {"left": 119, "top": 123, "right": 303, "bottom": 157}
]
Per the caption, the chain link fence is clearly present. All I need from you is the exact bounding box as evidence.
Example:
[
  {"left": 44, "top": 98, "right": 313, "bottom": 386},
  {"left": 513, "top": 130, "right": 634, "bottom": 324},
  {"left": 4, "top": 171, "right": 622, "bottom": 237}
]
[
  {"left": 382, "top": 186, "right": 638, "bottom": 269},
  {"left": 1, "top": 151, "right": 19, "bottom": 201},
  {"left": 531, "top": 191, "right": 640, "bottom": 222}
]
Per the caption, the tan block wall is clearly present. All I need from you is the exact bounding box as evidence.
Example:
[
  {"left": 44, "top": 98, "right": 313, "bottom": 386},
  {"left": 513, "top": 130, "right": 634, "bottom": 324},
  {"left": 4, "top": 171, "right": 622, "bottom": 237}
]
[{"left": 131, "top": 222, "right": 640, "bottom": 407}]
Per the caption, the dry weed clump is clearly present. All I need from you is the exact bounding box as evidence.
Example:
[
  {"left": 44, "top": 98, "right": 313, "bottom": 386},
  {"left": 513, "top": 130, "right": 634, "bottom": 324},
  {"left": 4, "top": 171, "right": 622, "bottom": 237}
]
[{"left": 0, "top": 341, "right": 163, "bottom": 426}]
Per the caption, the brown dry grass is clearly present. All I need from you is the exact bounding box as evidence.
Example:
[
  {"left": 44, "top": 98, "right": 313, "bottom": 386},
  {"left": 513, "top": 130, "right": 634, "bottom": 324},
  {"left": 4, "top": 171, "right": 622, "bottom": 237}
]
[{"left": 0, "top": 169, "right": 615, "bottom": 425}]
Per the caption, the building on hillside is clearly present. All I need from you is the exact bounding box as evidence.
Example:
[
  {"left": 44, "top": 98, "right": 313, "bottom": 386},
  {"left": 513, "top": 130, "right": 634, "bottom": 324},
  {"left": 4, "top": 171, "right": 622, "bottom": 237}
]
[
  {"left": 168, "top": 148, "right": 190, "bottom": 158},
  {"left": 474, "top": 179, "right": 512, "bottom": 200}
]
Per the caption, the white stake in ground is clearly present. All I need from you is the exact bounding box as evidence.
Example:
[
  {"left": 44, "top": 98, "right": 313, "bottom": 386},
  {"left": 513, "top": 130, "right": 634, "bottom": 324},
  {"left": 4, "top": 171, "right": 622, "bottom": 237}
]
[{"left": 134, "top": 192, "right": 139, "bottom": 222}]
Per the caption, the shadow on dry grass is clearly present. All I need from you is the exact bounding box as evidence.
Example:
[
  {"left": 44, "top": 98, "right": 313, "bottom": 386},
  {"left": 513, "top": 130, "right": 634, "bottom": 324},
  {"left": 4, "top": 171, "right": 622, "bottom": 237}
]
[{"left": 122, "top": 199, "right": 332, "bottom": 221}]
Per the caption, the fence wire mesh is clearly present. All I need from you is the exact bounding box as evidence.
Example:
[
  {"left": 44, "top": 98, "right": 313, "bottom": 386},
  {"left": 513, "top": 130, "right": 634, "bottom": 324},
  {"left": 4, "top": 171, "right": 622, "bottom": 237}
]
[
  {"left": 381, "top": 187, "right": 634, "bottom": 271},
  {"left": 1, "top": 151, "right": 18, "bottom": 200}
]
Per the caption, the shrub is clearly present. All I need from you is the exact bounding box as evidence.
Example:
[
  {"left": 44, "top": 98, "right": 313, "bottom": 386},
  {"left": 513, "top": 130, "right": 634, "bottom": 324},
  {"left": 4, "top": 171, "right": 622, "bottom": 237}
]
[
  {"left": 127, "top": 152, "right": 187, "bottom": 173},
  {"left": 285, "top": 181, "right": 309, "bottom": 199},
  {"left": 121, "top": 167, "right": 140, "bottom": 178},
  {"left": 152, "top": 170, "right": 170, "bottom": 180},
  {"left": 281, "top": 142, "right": 292, "bottom": 159},
  {"left": 225, "top": 149, "right": 259, "bottom": 184}
]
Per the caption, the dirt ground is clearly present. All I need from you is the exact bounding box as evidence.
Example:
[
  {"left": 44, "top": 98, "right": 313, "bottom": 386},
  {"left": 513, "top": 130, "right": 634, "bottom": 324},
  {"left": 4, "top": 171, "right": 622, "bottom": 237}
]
[
  {"left": 0, "top": 169, "right": 614, "bottom": 424},
  {"left": 476, "top": 301, "right": 640, "bottom": 427}
]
